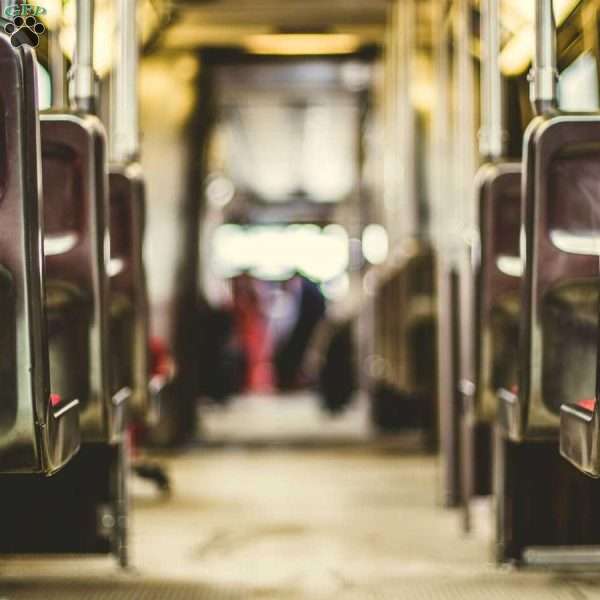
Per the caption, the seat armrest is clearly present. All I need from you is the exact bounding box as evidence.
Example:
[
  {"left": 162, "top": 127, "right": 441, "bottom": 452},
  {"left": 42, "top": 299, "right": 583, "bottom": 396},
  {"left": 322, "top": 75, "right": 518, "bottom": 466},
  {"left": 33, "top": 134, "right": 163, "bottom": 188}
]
[
  {"left": 146, "top": 374, "right": 170, "bottom": 426},
  {"left": 560, "top": 399, "right": 599, "bottom": 477},
  {"left": 497, "top": 387, "right": 523, "bottom": 441}
]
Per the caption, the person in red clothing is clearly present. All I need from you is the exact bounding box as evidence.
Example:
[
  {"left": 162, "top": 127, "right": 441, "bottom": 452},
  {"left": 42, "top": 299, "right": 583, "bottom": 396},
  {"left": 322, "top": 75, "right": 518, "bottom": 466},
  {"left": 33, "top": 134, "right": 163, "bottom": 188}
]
[
  {"left": 149, "top": 336, "right": 175, "bottom": 381},
  {"left": 231, "top": 273, "right": 274, "bottom": 393}
]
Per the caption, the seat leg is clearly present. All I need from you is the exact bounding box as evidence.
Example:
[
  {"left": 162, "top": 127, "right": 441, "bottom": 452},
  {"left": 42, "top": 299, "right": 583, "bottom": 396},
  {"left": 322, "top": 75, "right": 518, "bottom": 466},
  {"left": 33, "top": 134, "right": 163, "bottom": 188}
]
[
  {"left": 114, "top": 438, "right": 130, "bottom": 569},
  {"left": 0, "top": 443, "right": 129, "bottom": 562},
  {"left": 494, "top": 429, "right": 600, "bottom": 566},
  {"left": 460, "top": 403, "right": 474, "bottom": 533}
]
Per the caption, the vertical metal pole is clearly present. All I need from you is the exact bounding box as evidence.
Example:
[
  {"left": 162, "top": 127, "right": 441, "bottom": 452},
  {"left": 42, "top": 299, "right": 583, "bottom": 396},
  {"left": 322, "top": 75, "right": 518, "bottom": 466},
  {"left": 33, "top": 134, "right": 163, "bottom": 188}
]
[
  {"left": 479, "top": 0, "right": 505, "bottom": 159},
  {"left": 461, "top": 0, "right": 499, "bottom": 528},
  {"left": 395, "top": 0, "right": 417, "bottom": 241},
  {"left": 454, "top": 0, "right": 476, "bottom": 232},
  {"left": 69, "top": 0, "right": 96, "bottom": 114},
  {"left": 455, "top": 0, "right": 477, "bottom": 518},
  {"left": 110, "top": 0, "right": 139, "bottom": 163},
  {"left": 432, "top": 3, "right": 451, "bottom": 253},
  {"left": 383, "top": 0, "right": 398, "bottom": 246},
  {"left": 529, "top": 0, "right": 558, "bottom": 114},
  {"left": 433, "top": 0, "right": 460, "bottom": 507},
  {"left": 455, "top": 0, "right": 477, "bottom": 382},
  {"left": 49, "top": 27, "right": 65, "bottom": 109}
]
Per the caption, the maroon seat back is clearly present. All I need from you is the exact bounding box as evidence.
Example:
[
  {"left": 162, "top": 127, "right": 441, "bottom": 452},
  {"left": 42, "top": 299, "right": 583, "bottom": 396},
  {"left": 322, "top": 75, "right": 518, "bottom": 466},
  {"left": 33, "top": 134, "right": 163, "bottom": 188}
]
[
  {"left": 504, "top": 116, "right": 600, "bottom": 440},
  {"left": 0, "top": 37, "right": 79, "bottom": 473},
  {"left": 475, "top": 162, "right": 522, "bottom": 419},
  {"left": 40, "top": 114, "right": 119, "bottom": 442},
  {"left": 108, "top": 165, "right": 149, "bottom": 419}
]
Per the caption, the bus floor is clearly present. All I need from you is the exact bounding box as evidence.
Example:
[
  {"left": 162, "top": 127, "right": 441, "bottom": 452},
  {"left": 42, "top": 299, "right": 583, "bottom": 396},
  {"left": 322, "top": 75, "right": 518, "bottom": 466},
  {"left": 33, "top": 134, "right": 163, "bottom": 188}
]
[{"left": 0, "top": 394, "right": 599, "bottom": 599}]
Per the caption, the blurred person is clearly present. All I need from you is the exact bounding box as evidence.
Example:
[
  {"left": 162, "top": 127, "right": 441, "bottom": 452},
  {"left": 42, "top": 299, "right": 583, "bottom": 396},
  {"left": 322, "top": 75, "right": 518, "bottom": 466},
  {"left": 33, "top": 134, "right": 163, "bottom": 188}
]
[
  {"left": 264, "top": 276, "right": 301, "bottom": 350},
  {"left": 273, "top": 273, "right": 326, "bottom": 390},
  {"left": 231, "top": 273, "right": 274, "bottom": 393},
  {"left": 196, "top": 298, "right": 245, "bottom": 403},
  {"left": 318, "top": 319, "right": 357, "bottom": 414}
]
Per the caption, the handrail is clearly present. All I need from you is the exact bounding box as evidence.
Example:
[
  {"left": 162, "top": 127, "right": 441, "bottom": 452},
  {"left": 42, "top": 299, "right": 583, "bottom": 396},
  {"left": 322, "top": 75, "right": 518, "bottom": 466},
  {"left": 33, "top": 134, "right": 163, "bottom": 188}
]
[
  {"left": 69, "top": 0, "right": 96, "bottom": 114},
  {"left": 479, "top": 0, "right": 505, "bottom": 159},
  {"left": 110, "top": 0, "right": 139, "bottom": 163},
  {"left": 529, "top": 0, "right": 558, "bottom": 115},
  {"left": 394, "top": 0, "right": 417, "bottom": 240},
  {"left": 49, "top": 22, "right": 66, "bottom": 109}
]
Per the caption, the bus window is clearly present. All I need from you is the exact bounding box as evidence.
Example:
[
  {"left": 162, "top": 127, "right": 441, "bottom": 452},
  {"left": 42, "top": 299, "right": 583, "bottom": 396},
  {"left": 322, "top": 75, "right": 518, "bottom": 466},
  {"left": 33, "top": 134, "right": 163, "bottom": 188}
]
[
  {"left": 559, "top": 52, "right": 600, "bottom": 111},
  {"left": 37, "top": 63, "right": 52, "bottom": 111}
]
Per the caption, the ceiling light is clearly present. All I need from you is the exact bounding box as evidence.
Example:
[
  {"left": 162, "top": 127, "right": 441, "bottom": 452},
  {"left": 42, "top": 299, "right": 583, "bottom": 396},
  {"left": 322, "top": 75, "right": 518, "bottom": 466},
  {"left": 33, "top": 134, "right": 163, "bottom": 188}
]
[{"left": 244, "top": 33, "right": 361, "bottom": 56}]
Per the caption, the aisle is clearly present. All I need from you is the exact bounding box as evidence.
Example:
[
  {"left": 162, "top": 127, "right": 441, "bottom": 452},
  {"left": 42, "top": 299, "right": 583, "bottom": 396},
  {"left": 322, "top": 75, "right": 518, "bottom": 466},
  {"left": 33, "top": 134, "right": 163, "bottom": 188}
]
[
  {"left": 0, "top": 440, "right": 599, "bottom": 598},
  {"left": 197, "top": 392, "right": 372, "bottom": 446}
]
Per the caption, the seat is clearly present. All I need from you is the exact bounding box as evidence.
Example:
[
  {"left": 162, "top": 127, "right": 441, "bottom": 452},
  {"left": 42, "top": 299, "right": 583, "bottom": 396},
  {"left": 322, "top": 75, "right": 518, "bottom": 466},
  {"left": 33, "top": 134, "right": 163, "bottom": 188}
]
[
  {"left": 499, "top": 116, "right": 600, "bottom": 441},
  {"left": 368, "top": 241, "right": 437, "bottom": 438},
  {"left": 107, "top": 164, "right": 151, "bottom": 422},
  {"left": 0, "top": 113, "right": 132, "bottom": 563},
  {"left": 0, "top": 35, "right": 80, "bottom": 474},
  {"left": 493, "top": 115, "right": 600, "bottom": 566},
  {"left": 474, "top": 162, "right": 522, "bottom": 423},
  {"left": 560, "top": 278, "right": 600, "bottom": 476},
  {"left": 41, "top": 113, "right": 122, "bottom": 442},
  {"left": 461, "top": 162, "right": 522, "bottom": 508}
]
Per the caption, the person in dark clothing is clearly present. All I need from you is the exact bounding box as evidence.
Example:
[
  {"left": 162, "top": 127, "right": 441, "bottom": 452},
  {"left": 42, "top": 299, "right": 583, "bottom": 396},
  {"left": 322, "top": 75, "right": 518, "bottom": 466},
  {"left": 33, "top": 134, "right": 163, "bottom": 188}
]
[
  {"left": 196, "top": 299, "right": 245, "bottom": 403},
  {"left": 318, "top": 320, "right": 356, "bottom": 414},
  {"left": 274, "top": 274, "right": 326, "bottom": 390}
]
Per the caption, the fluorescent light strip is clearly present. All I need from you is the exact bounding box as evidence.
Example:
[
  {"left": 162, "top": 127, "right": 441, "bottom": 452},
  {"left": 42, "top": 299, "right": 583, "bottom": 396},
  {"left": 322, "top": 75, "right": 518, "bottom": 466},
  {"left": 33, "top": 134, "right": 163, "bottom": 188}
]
[{"left": 244, "top": 34, "right": 361, "bottom": 56}]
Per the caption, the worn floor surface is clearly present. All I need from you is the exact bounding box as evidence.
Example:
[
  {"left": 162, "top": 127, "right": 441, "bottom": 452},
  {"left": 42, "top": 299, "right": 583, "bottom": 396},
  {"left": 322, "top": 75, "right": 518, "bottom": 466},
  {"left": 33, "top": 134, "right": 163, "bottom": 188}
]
[{"left": 0, "top": 394, "right": 599, "bottom": 599}]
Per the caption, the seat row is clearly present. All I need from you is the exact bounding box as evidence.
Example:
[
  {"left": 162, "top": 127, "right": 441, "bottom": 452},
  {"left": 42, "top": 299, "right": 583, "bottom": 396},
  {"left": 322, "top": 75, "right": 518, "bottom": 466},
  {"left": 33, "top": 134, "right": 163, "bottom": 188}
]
[
  {"left": 456, "top": 0, "right": 600, "bottom": 565},
  {"left": 0, "top": 0, "right": 153, "bottom": 565},
  {"left": 363, "top": 0, "right": 600, "bottom": 567}
]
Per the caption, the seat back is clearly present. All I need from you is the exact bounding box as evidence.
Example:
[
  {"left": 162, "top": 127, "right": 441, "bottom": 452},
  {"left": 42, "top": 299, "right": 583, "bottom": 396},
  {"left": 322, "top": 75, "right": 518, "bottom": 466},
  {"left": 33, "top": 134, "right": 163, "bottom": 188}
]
[
  {"left": 475, "top": 162, "right": 522, "bottom": 421},
  {"left": 40, "top": 114, "right": 119, "bottom": 442},
  {"left": 108, "top": 164, "right": 150, "bottom": 421},
  {"left": 368, "top": 242, "right": 437, "bottom": 430},
  {"left": 0, "top": 37, "right": 80, "bottom": 473},
  {"left": 502, "top": 116, "right": 600, "bottom": 440}
]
